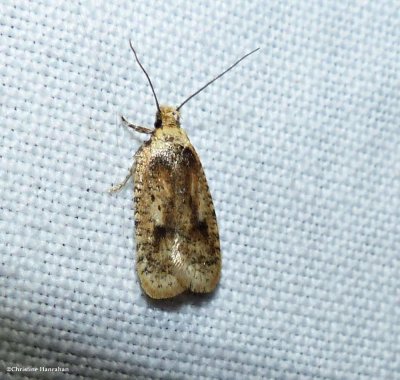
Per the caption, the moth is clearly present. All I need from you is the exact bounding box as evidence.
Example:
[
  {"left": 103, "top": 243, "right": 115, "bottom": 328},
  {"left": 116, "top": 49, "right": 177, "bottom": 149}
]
[{"left": 110, "top": 41, "right": 259, "bottom": 299}]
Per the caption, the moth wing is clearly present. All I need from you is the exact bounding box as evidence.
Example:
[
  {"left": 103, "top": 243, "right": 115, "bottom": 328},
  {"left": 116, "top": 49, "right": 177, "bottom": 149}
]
[
  {"left": 169, "top": 146, "right": 221, "bottom": 294},
  {"left": 134, "top": 144, "right": 185, "bottom": 299},
  {"left": 134, "top": 142, "right": 221, "bottom": 299}
]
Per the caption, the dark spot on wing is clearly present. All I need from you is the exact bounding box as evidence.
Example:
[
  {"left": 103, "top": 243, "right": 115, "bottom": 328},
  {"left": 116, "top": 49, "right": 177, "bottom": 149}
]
[
  {"left": 154, "top": 225, "right": 167, "bottom": 241},
  {"left": 181, "top": 147, "right": 197, "bottom": 168},
  {"left": 197, "top": 220, "right": 208, "bottom": 237}
]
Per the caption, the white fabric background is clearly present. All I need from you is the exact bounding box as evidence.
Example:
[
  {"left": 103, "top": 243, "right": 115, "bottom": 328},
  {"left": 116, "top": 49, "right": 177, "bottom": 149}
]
[{"left": 1, "top": 1, "right": 399, "bottom": 379}]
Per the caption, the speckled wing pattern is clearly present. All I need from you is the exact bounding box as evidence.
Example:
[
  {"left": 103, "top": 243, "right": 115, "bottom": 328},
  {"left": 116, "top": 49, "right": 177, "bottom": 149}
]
[{"left": 133, "top": 132, "right": 221, "bottom": 299}]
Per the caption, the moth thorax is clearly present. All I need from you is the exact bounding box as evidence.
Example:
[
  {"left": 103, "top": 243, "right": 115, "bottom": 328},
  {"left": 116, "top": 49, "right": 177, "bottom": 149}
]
[{"left": 155, "top": 105, "right": 181, "bottom": 129}]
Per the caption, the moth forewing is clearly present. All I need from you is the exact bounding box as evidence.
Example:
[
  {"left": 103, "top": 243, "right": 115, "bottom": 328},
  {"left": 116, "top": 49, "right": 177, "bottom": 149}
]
[{"left": 133, "top": 106, "right": 221, "bottom": 299}]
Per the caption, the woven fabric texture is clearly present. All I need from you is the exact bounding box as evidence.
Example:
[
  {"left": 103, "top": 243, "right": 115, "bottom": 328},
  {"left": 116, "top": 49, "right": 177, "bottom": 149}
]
[{"left": 1, "top": 1, "right": 399, "bottom": 379}]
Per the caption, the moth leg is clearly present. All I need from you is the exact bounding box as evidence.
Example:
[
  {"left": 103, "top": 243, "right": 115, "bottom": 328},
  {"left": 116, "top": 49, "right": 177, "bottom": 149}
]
[
  {"left": 108, "top": 171, "right": 132, "bottom": 193},
  {"left": 121, "top": 115, "right": 153, "bottom": 134}
]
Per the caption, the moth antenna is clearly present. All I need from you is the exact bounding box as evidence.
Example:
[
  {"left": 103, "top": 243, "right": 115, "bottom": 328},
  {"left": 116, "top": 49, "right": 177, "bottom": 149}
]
[
  {"left": 129, "top": 40, "right": 161, "bottom": 113},
  {"left": 177, "top": 47, "right": 260, "bottom": 111}
]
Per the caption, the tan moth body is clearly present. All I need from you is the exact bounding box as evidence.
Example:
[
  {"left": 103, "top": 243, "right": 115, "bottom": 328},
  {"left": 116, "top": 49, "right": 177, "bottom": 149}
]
[
  {"left": 134, "top": 106, "right": 221, "bottom": 298},
  {"left": 110, "top": 41, "right": 258, "bottom": 299}
]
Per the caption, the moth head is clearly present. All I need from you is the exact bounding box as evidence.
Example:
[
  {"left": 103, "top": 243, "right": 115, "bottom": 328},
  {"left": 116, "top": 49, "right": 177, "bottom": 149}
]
[
  {"left": 128, "top": 40, "right": 259, "bottom": 131},
  {"left": 155, "top": 106, "right": 181, "bottom": 129}
]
